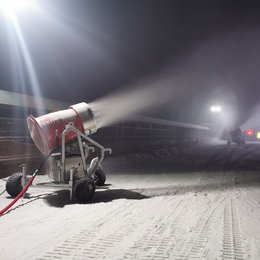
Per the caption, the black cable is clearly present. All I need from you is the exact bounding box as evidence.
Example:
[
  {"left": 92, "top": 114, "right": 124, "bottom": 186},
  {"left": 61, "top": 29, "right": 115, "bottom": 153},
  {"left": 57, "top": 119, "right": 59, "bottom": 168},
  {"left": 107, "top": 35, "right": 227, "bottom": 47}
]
[{"left": 0, "top": 189, "right": 6, "bottom": 196}]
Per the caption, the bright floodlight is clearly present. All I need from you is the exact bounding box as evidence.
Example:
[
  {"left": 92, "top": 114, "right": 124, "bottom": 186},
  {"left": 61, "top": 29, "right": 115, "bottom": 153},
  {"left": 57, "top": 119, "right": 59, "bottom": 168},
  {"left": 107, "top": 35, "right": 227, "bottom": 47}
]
[
  {"left": 0, "top": 0, "right": 33, "bottom": 15},
  {"left": 211, "top": 106, "right": 221, "bottom": 112}
]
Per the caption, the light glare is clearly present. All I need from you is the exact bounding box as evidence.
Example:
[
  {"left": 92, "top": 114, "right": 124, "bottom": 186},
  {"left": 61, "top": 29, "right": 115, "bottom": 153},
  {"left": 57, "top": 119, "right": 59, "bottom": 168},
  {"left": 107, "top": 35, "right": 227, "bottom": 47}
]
[
  {"left": 0, "top": 0, "right": 33, "bottom": 15},
  {"left": 247, "top": 129, "right": 253, "bottom": 135},
  {"left": 211, "top": 106, "right": 221, "bottom": 112}
]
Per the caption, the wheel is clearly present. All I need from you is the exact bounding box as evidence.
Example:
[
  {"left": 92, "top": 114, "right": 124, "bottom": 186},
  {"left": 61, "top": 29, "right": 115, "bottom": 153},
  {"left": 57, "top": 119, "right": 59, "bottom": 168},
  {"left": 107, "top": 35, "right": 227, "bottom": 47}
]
[
  {"left": 94, "top": 169, "right": 106, "bottom": 186},
  {"left": 6, "top": 173, "right": 23, "bottom": 197},
  {"left": 73, "top": 177, "right": 95, "bottom": 203}
]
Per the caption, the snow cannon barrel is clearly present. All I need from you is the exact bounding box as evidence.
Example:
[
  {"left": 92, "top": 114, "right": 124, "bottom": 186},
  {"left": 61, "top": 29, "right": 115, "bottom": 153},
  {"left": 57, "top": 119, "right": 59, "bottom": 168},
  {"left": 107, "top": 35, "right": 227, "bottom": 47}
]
[{"left": 27, "top": 102, "right": 97, "bottom": 155}]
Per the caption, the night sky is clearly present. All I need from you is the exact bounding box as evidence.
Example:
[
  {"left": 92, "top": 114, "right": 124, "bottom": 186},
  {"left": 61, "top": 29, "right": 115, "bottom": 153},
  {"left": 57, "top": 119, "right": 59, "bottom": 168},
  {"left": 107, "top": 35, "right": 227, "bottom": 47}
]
[{"left": 1, "top": 0, "right": 260, "bottom": 129}]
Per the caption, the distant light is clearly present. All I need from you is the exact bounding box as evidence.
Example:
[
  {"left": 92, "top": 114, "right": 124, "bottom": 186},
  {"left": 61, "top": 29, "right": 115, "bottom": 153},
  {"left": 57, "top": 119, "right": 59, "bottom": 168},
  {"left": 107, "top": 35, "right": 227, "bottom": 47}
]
[
  {"left": 211, "top": 106, "right": 221, "bottom": 112},
  {"left": 0, "top": 0, "right": 33, "bottom": 15},
  {"left": 247, "top": 129, "right": 253, "bottom": 135},
  {"left": 257, "top": 132, "right": 260, "bottom": 139}
]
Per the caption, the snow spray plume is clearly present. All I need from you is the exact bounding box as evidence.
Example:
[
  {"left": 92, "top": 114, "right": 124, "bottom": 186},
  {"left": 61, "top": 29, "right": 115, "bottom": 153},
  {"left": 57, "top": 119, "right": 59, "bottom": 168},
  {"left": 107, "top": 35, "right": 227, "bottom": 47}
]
[
  {"left": 89, "top": 73, "right": 188, "bottom": 128},
  {"left": 91, "top": 27, "right": 260, "bottom": 129},
  {"left": 239, "top": 104, "right": 260, "bottom": 132}
]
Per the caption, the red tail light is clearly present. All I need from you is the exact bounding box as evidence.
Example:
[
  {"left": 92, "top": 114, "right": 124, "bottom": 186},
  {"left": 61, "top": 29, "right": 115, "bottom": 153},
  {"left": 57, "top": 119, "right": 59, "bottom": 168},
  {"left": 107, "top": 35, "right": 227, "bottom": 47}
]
[{"left": 247, "top": 129, "right": 253, "bottom": 135}]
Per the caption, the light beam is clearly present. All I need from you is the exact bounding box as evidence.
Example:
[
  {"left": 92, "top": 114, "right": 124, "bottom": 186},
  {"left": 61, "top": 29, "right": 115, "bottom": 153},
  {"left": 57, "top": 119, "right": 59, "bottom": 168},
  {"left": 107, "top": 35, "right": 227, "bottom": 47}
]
[{"left": 0, "top": 0, "right": 33, "bottom": 16}]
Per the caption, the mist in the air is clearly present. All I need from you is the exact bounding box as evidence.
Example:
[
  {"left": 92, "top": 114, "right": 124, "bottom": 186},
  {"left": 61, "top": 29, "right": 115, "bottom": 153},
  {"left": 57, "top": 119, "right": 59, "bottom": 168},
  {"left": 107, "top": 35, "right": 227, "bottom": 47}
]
[
  {"left": 239, "top": 105, "right": 260, "bottom": 132},
  {"left": 90, "top": 27, "right": 260, "bottom": 132}
]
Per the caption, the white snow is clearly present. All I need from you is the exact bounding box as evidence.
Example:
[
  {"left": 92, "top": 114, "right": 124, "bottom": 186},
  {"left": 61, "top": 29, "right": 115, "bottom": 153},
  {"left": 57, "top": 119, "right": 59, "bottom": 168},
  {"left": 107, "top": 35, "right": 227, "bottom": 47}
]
[{"left": 1, "top": 141, "right": 260, "bottom": 259}]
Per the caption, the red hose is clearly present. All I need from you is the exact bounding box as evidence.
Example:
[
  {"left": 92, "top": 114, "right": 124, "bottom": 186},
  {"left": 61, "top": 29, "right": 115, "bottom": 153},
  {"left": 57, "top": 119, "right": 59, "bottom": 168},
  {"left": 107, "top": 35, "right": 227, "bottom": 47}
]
[
  {"left": 0, "top": 154, "right": 51, "bottom": 216},
  {"left": 0, "top": 175, "right": 35, "bottom": 216}
]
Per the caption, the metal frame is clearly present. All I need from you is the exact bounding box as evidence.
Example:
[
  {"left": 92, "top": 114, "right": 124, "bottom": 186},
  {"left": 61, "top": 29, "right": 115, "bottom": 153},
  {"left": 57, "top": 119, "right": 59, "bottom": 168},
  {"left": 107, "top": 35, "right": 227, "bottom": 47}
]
[
  {"left": 21, "top": 122, "right": 112, "bottom": 201},
  {"left": 60, "top": 122, "right": 112, "bottom": 181}
]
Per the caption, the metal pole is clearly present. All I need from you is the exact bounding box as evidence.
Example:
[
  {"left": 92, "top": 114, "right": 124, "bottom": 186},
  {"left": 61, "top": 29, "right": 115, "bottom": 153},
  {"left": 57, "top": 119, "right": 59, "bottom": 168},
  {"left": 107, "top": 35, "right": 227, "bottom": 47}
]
[
  {"left": 21, "top": 164, "right": 27, "bottom": 198},
  {"left": 69, "top": 167, "right": 75, "bottom": 201}
]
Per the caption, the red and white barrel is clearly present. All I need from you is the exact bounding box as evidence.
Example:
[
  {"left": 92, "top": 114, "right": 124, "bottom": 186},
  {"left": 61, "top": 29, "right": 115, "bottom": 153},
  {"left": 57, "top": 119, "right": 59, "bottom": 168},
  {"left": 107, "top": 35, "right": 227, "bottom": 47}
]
[{"left": 27, "top": 102, "right": 97, "bottom": 155}]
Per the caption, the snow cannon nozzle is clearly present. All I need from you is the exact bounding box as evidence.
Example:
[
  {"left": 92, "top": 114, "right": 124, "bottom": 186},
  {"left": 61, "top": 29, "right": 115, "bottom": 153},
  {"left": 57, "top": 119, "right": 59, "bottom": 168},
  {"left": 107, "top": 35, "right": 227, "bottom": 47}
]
[{"left": 27, "top": 102, "right": 98, "bottom": 155}]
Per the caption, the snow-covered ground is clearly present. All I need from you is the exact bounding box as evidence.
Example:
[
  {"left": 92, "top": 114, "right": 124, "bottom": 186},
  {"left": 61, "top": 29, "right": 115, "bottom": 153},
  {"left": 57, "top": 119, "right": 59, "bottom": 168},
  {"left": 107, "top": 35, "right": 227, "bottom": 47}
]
[{"left": 1, "top": 141, "right": 260, "bottom": 260}]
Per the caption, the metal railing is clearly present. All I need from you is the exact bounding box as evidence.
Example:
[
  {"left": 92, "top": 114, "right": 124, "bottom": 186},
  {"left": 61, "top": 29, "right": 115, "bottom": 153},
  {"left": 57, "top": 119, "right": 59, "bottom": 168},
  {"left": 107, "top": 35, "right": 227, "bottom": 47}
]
[
  {"left": 0, "top": 116, "right": 210, "bottom": 153},
  {"left": 91, "top": 117, "right": 210, "bottom": 153}
]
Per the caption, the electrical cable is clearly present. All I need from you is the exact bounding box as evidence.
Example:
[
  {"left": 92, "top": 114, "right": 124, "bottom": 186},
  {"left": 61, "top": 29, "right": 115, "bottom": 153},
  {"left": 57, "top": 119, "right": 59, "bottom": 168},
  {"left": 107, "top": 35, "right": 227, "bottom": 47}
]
[
  {"left": 0, "top": 153, "right": 52, "bottom": 216},
  {"left": 0, "top": 189, "right": 6, "bottom": 196}
]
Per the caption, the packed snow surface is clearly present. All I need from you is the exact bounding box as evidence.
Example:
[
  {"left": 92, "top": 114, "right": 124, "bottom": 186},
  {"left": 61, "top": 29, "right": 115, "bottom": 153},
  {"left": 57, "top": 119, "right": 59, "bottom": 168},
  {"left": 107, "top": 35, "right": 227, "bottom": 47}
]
[{"left": 1, "top": 140, "right": 260, "bottom": 259}]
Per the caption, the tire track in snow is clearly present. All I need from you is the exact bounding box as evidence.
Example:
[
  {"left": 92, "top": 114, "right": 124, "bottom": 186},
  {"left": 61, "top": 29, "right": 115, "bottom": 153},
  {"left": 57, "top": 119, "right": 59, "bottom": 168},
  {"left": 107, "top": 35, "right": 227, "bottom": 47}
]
[
  {"left": 75, "top": 196, "right": 180, "bottom": 260},
  {"left": 35, "top": 196, "right": 170, "bottom": 260},
  {"left": 221, "top": 198, "right": 245, "bottom": 260},
  {"left": 169, "top": 193, "right": 228, "bottom": 259},
  {"left": 121, "top": 195, "right": 192, "bottom": 260},
  {"left": 34, "top": 199, "right": 138, "bottom": 260},
  {"left": 233, "top": 186, "right": 260, "bottom": 259}
]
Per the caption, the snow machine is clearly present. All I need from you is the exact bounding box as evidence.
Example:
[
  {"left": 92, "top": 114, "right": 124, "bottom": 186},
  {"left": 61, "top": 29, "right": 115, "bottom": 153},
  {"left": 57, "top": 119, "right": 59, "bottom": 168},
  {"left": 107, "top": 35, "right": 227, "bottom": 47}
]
[
  {"left": 5, "top": 103, "right": 112, "bottom": 203},
  {"left": 227, "top": 128, "right": 245, "bottom": 145}
]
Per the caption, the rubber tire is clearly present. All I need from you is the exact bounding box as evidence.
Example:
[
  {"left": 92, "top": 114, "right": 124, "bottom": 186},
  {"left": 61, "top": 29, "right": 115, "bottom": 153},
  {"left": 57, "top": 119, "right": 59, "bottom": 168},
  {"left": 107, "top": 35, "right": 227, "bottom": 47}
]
[
  {"left": 6, "top": 173, "right": 23, "bottom": 197},
  {"left": 94, "top": 169, "right": 106, "bottom": 186},
  {"left": 73, "top": 177, "right": 96, "bottom": 203}
]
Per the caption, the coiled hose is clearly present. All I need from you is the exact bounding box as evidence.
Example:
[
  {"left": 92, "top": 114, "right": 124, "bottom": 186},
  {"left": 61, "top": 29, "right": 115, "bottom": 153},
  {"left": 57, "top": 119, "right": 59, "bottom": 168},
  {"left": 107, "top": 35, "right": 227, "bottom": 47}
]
[{"left": 0, "top": 154, "right": 52, "bottom": 216}]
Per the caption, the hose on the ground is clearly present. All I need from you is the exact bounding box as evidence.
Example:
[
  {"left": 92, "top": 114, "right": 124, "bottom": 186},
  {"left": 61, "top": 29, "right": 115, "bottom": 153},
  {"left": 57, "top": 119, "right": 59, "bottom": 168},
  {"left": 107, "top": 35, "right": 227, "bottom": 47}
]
[
  {"left": 0, "top": 158, "right": 47, "bottom": 198},
  {"left": 0, "top": 153, "right": 52, "bottom": 216}
]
